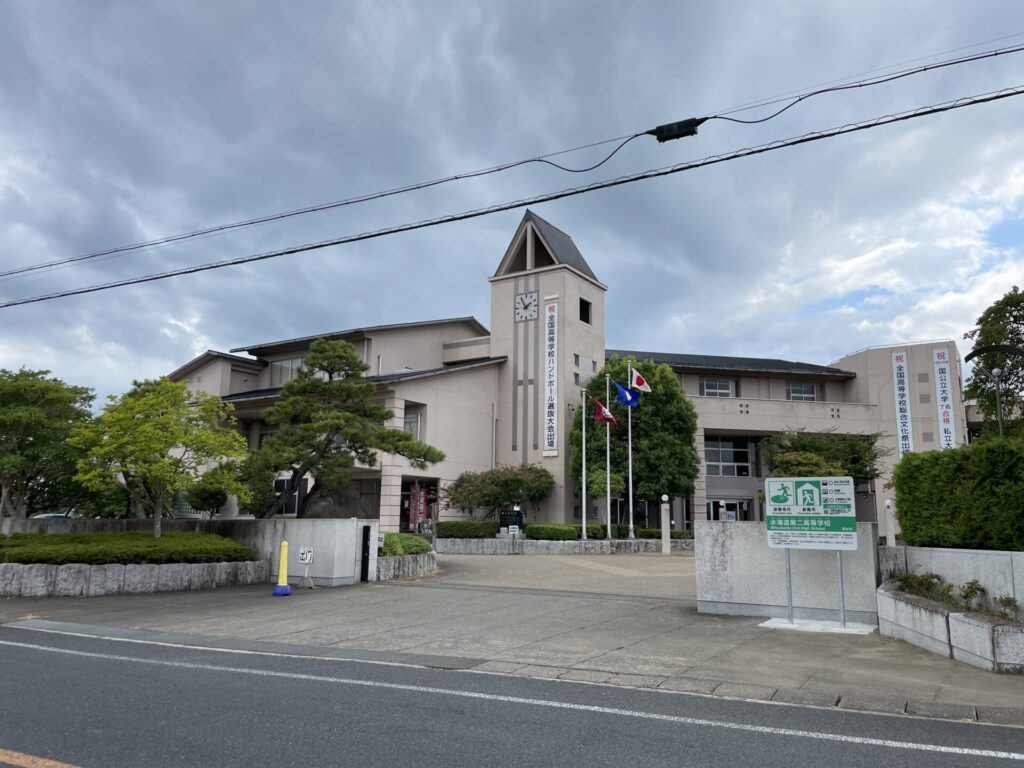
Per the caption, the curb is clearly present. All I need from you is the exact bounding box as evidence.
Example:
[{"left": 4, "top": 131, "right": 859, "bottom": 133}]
[{"left": 9, "top": 619, "right": 1021, "bottom": 727}]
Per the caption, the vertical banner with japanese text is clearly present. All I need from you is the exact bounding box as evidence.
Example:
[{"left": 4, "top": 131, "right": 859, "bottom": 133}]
[
  {"left": 932, "top": 348, "right": 958, "bottom": 449},
  {"left": 543, "top": 302, "right": 558, "bottom": 455},
  {"left": 892, "top": 351, "right": 914, "bottom": 457}
]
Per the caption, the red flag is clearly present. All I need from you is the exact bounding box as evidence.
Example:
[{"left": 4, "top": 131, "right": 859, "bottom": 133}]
[{"left": 589, "top": 396, "right": 618, "bottom": 427}]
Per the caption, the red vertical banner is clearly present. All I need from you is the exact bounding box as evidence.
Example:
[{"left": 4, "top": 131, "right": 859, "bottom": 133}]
[{"left": 408, "top": 486, "right": 428, "bottom": 529}]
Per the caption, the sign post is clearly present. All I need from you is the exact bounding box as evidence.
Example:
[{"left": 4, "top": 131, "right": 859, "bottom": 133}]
[{"left": 765, "top": 476, "right": 856, "bottom": 626}]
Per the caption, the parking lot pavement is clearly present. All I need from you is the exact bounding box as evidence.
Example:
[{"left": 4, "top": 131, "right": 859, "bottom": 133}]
[{"left": 3, "top": 552, "right": 1023, "bottom": 722}]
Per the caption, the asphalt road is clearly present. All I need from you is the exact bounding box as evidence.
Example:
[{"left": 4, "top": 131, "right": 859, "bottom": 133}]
[{"left": 0, "top": 625, "right": 1021, "bottom": 768}]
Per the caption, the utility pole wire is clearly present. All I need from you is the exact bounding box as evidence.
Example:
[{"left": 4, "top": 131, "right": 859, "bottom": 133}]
[
  {"left": 1, "top": 84, "right": 1022, "bottom": 311},
  {"left": 4, "top": 41, "right": 1023, "bottom": 283}
]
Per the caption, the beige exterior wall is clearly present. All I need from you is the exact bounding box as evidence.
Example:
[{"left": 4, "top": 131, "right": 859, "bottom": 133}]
[
  {"left": 833, "top": 340, "right": 968, "bottom": 541},
  {"left": 376, "top": 365, "right": 501, "bottom": 526},
  {"left": 366, "top": 321, "right": 484, "bottom": 375},
  {"left": 489, "top": 263, "right": 606, "bottom": 525},
  {"left": 183, "top": 359, "right": 233, "bottom": 397}
]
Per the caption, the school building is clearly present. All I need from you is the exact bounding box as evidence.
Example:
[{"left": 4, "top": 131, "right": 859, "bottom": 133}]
[{"left": 168, "top": 210, "right": 969, "bottom": 542}]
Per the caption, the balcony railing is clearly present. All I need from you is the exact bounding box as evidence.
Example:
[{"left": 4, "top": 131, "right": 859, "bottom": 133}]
[{"left": 692, "top": 395, "right": 878, "bottom": 433}]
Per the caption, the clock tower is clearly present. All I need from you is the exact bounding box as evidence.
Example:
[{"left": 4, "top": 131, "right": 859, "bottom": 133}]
[{"left": 489, "top": 210, "right": 607, "bottom": 524}]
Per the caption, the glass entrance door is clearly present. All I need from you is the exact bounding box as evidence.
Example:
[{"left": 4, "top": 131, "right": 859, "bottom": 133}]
[{"left": 706, "top": 499, "right": 753, "bottom": 521}]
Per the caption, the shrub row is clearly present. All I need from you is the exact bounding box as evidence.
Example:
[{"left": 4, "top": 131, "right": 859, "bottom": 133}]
[
  {"left": 0, "top": 531, "right": 258, "bottom": 565},
  {"left": 378, "top": 532, "right": 432, "bottom": 556},
  {"left": 522, "top": 523, "right": 693, "bottom": 540},
  {"left": 891, "top": 437, "right": 1024, "bottom": 551},
  {"left": 436, "top": 521, "right": 501, "bottom": 538}
]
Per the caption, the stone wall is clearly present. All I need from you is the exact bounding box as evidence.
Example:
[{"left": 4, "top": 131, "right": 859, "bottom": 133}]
[
  {"left": 695, "top": 521, "right": 880, "bottom": 623},
  {"left": 376, "top": 552, "right": 437, "bottom": 581},
  {"left": 1, "top": 517, "right": 377, "bottom": 588},
  {"left": 0, "top": 560, "right": 269, "bottom": 598},
  {"left": 435, "top": 538, "right": 694, "bottom": 555},
  {"left": 878, "top": 544, "right": 1023, "bottom": 603},
  {"left": 877, "top": 581, "right": 1024, "bottom": 673}
]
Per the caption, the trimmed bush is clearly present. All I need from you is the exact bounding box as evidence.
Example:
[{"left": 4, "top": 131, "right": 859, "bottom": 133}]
[
  {"left": 892, "top": 437, "right": 1024, "bottom": 551},
  {"left": 0, "top": 531, "right": 257, "bottom": 565},
  {"left": 378, "top": 532, "right": 432, "bottom": 556},
  {"left": 436, "top": 521, "right": 501, "bottom": 539},
  {"left": 635, "top": 527, "right": 692, "bottom": 540},
  {"left": 524, "top": 524, "right": 579, "bottom": 540}
]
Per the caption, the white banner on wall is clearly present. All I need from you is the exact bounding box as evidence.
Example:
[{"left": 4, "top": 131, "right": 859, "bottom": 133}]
[
  {"left": 892, "top": 351, "right": 914, "bottom": 458},
  {"left": 932, "top": 348, "right": 957, "bottom": 449},
  {"left": 543, "top": 302, "right": 558, "bottom": 455}
]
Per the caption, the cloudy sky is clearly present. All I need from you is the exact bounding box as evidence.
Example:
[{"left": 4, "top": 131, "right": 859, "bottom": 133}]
[{"left": 3, "top": 1, "right": 1024, "bottom": 403}]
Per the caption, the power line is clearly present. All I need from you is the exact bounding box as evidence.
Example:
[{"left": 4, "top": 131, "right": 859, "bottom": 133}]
[
  {"left": 5, "top": 41, "right": 1023, "bottom": 284},
  {"left": 0, "top": 133, "right": 645, "bottom": 283},
  {"left": 2, "top": 84, "right": 1021, "bottom": 312},
  {"left": 714, "top": 30, "right": 1024, "bottom": 117},
  {"left": 709, "top": 42, "right": 1024, "bottom": 124}
]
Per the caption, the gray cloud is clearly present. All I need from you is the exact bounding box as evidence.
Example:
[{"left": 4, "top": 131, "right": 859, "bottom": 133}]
[{"left": 2, "top": 0, "right": 1024, "bottom": 401}]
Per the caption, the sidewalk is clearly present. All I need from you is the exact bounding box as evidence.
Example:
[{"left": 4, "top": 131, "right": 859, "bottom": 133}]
[{"left": 2, "top": 553, "right": 1022, "bottom": 725}]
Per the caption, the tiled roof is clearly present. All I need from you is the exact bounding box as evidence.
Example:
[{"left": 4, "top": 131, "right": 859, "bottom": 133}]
[
  {"left": 607, "top": 349, "right": 855, "bottom": 378},
  {"left": 230, "top": 316, "right": 489, "bottom": 355}
]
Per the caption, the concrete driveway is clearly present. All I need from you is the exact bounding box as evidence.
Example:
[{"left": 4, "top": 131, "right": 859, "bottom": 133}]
[{"left": 2, "top": 552, "right": 1023, "bottom": 724}]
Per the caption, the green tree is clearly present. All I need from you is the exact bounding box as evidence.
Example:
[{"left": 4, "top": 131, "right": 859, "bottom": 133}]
[
  {"left": 0, "top": 369, "right": 94, "bottom": 518},
  {"left": 964, "top": 285, "right": 1024, "bottom": 436},
  {"left": 70, "top": 378, "right": 248, "bottom": 537},
  {"left": 186, "top": 465, "right": 234, "bottom": 517},
  {"left": 767, "top": 451, "right": 845, "bottom": 477},
  {"left": 761, "top": 429, "right": 889, "bottom": 485},
  {"left": 441, "top": 464, "right": 555, "bottom": 518},
  {"left": 569, "top": 357, "right": 699, "bottom": 504},
  {"left": 246, "top": 339, "right": 444, "bottom": 517}
]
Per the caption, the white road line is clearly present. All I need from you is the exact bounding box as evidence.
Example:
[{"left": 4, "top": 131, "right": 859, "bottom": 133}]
[{"left": 1, "top": 638, "right": 1021, "bottom": 761}]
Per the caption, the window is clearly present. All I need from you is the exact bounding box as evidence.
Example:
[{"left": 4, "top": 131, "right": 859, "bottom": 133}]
[
  {"left": 270, "top": 357, "right": 304, "bottom": 386},
  {"left": 700, "top": 378, "right": 736, "bottom": 398},
  {"left": 704, "top": 436, "right": 753, "bottom": 477},
  {"left": 579, "top": 298, "right": 592, "bottom": 324},
  {"left": 403, "top": 405, "right": 422, "bottom": 440},
  {"left": 573, "top": 354, "right": 580, "bottom": 367},
  {"left": 786, "top": 382, "right": 817, "bottom": 401},
  {"left": 573, "top": 372, "right": 580, "bottom": 385}
]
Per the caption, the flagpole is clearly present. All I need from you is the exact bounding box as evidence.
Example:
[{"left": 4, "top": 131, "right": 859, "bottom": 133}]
[
  {"left": 605, "top": 374, "right": 611, "bottom": 540},
  {"left": 627, "top": 363, "right": 635, "bottom": 540},
  {"left": 580, "top": 388, "right": 587, "bottom": 541}
]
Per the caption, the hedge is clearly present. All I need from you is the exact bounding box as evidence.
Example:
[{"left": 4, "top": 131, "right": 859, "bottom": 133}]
[
  {"left": 524, "top": 524, "right": 586, "bottom": 540},
  {"left": 523, "top": 523, "right": 692, "bottom": 540},
  {"left": 0, "top": 531, "right": 258, "bottom": 565},
  {"left": 436, "top": 521, "right": 501, "bottom": 538},
  {"left": 891, "top": 437, "right": 1024, "bottom": 551},
  {"left": 378, "top": 532, "right": 432, "bottom": 556}
]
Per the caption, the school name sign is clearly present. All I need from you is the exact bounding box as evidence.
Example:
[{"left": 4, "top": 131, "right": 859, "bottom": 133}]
[{"left": 765, "top": 476, "right": 857, "bottom": 551}]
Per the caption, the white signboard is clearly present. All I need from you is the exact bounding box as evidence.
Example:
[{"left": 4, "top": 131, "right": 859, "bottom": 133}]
[
  {"left": 507, "top": 524, "right": 520, "bottom": 535},
  {"left": 892, "top": 351, "right": 914, "bottom": 458},
  {"left": 543, "top": 301, "right": 558, "bottom": 456},
  {"left": 765, "top": 476, "right": 857, "bottom": 550},
  {"left": 298, "top": 547, "right": 313, "bottom": 564},
  {"left": 932, "top": 348, "right": 957, "bottom": 449}
]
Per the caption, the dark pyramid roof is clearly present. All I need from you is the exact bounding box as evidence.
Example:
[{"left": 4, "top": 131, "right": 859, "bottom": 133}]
[{"left": 494, "top": 209, "right": 599, "bottom": 282}]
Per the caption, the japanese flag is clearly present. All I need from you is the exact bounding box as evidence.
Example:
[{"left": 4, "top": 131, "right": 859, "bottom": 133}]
[{"left": 630, "top": 368, "right": 652, "bottom": 393}]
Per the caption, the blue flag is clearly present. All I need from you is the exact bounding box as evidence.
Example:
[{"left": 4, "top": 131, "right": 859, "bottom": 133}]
[{"left": 614, "top": 381, "right": 640, "bottom": 407}]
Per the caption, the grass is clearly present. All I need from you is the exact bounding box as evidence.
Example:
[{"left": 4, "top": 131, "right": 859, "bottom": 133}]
[{"left": 0, "top": 531, "right": 258, "bottom": 565}]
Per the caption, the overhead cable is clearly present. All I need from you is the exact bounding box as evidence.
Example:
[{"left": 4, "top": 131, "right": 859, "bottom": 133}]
[
  {"left": 4, "top": 41, "right": 1023, "bottom": 282},
  {"left": 2, "top": 85, "right": 1021, "bottom": 311}
]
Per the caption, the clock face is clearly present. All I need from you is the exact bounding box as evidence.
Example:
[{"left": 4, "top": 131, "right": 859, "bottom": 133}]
[{"left": 514, "top": 292, "right": 539, "bottom": 322}]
